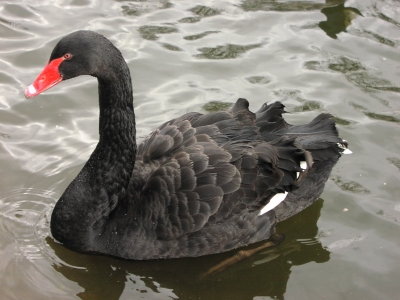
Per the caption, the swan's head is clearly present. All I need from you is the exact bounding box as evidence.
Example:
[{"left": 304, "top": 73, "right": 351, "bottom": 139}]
[{"left": 25, "top": 30, "right": 121, "bottom": 99}]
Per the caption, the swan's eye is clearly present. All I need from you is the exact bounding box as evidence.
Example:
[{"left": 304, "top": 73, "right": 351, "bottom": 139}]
[{"left": 63, "top": 53, "right": 72, "bottom": 60}]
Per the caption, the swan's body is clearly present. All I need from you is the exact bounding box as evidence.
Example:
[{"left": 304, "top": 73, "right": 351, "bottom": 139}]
[{"left": 25, "top": 31, "right": 350, "bottom": 260}]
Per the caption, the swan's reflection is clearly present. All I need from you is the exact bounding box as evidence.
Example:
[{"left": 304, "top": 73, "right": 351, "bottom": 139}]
[{"left": 47, "top": 199, "right": 329, "bottom": 299}]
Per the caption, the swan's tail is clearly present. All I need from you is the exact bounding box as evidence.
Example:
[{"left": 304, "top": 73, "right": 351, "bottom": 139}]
[
  {"left": 256, "top": 101, "right": 351, "bottom": 161},
  {"left": 255, "top": 102, "right": 351, "bottom": 221}
]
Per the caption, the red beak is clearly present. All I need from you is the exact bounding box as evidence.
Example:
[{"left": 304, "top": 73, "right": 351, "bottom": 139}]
[{"left": 25, "top": 57, "right": 64, "bottom": 99}]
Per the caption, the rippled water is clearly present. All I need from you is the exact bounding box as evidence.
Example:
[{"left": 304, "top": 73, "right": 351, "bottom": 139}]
[{"left": 1, "top": 0, "right": 400, "bottom": 299}]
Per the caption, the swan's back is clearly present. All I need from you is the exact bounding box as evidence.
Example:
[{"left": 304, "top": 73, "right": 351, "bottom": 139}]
[{"left": 124, "top": 99, "right": 346, "bottom": 259}]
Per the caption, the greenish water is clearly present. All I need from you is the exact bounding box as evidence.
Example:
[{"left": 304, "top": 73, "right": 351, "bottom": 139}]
[{"left": 1, "top": 0, "right": 400, "bottom": 299}]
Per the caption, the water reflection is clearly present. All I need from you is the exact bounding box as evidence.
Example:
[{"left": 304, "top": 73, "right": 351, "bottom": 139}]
[
  {"left": 194, "top": 43, "right": 264, "bottom": 59},
  {"left": 121, "top": 0, "right": 172, "bottom": 17},
  {"left": 183, "top": 31, "right": 219, "bottom": 41},
  {"left": 331, "top": 176, "right": 370, "bottom": 194},
  {"left": 303, "top": 52, "right": 400, "bottom": 113},
  {"left": 138, "top": 25, "right": 178, "bottom": 41},
  {"left": 48, "top": 200, "right": 329, "bottom": 299},
  {"left": 239, "top": 1, "right": 362, "bottom": 39},
  {"left": 240, "top": 0, "right": 345, "bottom": 12},
  {"left": 319, "top": 3, "right": 362, "bottom": 38},
  {"left": 188, "top": 5, "right": 221, "bottom": 17}
]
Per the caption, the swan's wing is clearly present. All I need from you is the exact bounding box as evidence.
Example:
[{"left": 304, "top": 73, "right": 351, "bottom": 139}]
[{"left": 134, "top": 99, "right": 310, "bottom": 241}]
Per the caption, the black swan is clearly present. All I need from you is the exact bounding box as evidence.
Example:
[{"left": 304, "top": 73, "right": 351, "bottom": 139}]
[{"left": 25, "top": 30, "right": 350, "bottom": 260}]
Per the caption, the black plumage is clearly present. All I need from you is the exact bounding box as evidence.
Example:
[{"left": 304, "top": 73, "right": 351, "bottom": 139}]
[{"left": 25, "top": 30, "right": 350, "bottom": 260}]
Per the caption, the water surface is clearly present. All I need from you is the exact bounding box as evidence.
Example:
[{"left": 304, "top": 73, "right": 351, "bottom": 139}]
[{"left": 1, "top": 0, "right": 400, "bottom": 299}]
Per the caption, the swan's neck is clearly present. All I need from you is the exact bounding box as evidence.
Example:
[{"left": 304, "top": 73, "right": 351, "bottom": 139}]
[
  {"left": 95, "top": 76, "right": 136, "bottom": 200},
  {"left": 51, "top": 68, "right": 137, "bottom": 251}
]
